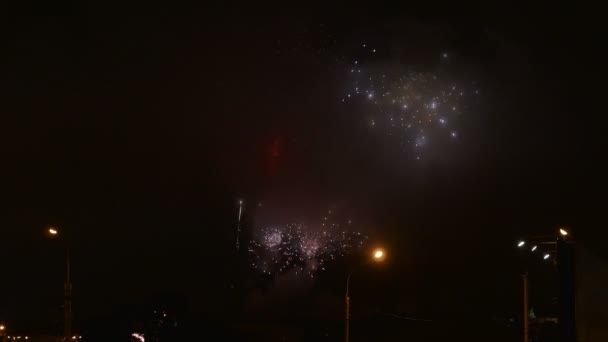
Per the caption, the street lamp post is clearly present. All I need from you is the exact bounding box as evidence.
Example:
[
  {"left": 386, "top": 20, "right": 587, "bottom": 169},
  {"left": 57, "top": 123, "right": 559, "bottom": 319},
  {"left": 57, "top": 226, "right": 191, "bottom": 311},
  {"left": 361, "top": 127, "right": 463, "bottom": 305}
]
[
  {"left": 515, "top": 227, "right": 573, "bottom": 342},
  {"left": 47, "top": 227, "right": 72, "bottom": 342},
  {"left": 345, "top": 271, "right": 352, "bottom": 342},
  {"left": 0, "top": 324, "right": 6, "bottom": 342},
  {"left": 345, "top": 248, "right": 386, "bottom": 342},
  {"left": 517, "top": 238, "right": 550, "bottom": 342},
  {"left": 557, "top": 228, "right": 575, "bottom": 342}
]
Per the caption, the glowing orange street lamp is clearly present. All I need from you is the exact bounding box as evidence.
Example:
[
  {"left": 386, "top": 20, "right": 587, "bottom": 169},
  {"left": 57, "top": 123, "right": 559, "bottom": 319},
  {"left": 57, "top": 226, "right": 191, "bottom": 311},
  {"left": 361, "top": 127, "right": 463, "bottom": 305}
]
[{"left": 373, "top": 248, "right": 386, "bottom": 262}]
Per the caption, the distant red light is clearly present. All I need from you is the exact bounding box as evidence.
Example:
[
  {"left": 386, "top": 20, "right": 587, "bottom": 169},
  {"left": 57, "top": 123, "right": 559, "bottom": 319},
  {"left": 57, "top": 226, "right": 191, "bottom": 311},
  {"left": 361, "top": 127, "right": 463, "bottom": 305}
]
[{"left": 270, "top": 139, "right": 281, "bottom": 158}]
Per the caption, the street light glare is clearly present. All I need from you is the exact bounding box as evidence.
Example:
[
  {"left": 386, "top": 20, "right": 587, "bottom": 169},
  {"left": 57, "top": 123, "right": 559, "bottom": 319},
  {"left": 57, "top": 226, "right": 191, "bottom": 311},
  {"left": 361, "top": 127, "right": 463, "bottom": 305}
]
[
  {"left": 372, "top": 248, "right": 386, "bottom": 261},
  {"left": 543, "top": 253, "right": 551, "bottom": 260},
  {"left": 517, "top": 241, "right": 525, "bottom": 247},
  {"left": 559, "top": 228, "right": 569, "bottom": 236},
  {"left": 0, "top": 324, "right": 5, "bottom": 331},
  {"left": 48, "top": 228, "right": 58, "bottom": 235},
  {"left": 531, "top": 245, "right": 538, "bottom": 252}
]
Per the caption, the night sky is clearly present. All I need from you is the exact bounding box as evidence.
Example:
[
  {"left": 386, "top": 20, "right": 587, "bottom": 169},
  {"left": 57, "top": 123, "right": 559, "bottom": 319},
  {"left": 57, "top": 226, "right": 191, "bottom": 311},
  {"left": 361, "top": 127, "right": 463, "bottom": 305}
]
[{"left": 3, "top": 2, "right": 606, "bottom": 338}]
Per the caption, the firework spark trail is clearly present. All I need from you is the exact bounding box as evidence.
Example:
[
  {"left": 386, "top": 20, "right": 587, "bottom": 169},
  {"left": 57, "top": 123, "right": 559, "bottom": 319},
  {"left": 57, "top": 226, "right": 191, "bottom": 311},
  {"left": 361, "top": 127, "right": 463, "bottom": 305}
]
[
  {"left": 248, "top": 212, "right": 367, "bottom": 277},
  {"left": 236, "top": 199, "right": 243, "bottom": 253},
  {"left": 341, "top": 48, "right": 479, "bottom": 159}
]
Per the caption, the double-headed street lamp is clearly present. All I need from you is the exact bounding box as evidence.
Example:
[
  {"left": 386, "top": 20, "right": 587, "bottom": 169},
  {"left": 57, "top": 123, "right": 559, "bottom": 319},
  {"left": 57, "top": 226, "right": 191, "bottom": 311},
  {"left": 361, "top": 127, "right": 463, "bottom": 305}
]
[
  {"left": 46, "top": 227, "right": 72, "bottom": 342},
  {"left": 345, "top": 247, "right": 386, "bottom": 342}
]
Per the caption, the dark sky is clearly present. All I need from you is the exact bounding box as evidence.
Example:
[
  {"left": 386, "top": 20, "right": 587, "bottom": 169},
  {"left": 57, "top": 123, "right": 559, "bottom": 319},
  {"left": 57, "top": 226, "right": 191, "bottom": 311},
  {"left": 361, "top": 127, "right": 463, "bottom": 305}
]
[{"left": 2, "top": 1, "right": 605, "bottom": 333}]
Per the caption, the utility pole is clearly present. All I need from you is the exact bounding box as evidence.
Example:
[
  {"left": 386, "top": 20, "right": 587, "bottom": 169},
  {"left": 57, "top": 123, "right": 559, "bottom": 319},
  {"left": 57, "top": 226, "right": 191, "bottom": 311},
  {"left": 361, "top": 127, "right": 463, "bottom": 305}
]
[
  {"left": 64, "top": 248, "right": 72, "bottom": 342},
  {"left": 523, "top": 272, "right": 529, "bottom": 342}
]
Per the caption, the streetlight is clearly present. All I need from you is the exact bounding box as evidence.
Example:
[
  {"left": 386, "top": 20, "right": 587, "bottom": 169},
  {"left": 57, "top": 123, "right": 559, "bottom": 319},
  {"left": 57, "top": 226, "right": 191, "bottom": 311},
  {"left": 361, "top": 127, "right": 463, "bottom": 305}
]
[
  {"left": 373, "top": 248, "right": 386, "bottom": 261},
  {"left": 345, "top": 247, "right": 386, "bottom": 342},
  {"left": 45, "top": 227, "right": 72, "bottom": 342},
  {"left": 514, "top": 227, "right": 574, "bottom": 342}
]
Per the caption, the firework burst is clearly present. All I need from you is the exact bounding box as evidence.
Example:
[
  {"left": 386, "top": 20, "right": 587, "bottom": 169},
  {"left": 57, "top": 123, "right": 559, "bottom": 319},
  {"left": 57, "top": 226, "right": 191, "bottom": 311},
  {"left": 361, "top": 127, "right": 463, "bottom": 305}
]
[
  {"left": 248, "top": 213, "right": 367, "bottom": 277},
  {"left": 341, "top": 47, "right": 479, "bottom": 159}
]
